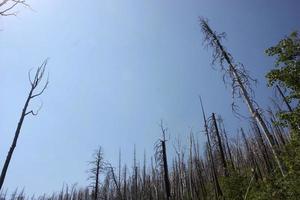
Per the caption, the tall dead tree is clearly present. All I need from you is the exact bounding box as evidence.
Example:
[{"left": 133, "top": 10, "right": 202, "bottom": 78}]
[
  {"left": 199, "top": 18, "right": 285, "bottom": 177},
  {"left": 88, "top": 147, "right": 105, "bottom": 200},
  {"left": 133, "top": 145, "right": 138, "bottom": 200},
  {"left": 0, "top": 60, "right": 49, "bottom": 191},
  {"left": 155, "top": 121, "right": 171, "bottom": 200}
]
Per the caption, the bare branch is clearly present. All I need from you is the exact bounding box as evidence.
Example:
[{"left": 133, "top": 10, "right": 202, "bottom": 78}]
[
  {"left": 28, "top": 68, "right": 34, "bottom": 86},
  {"left": 25, "top": 101, "right": 43, "bottom": 116},
  {"left": 0, "top": 0, "right": 28, "bottom": 16},
  {"left": 31, "top": 77, "right": 49, "bottom": 99}
]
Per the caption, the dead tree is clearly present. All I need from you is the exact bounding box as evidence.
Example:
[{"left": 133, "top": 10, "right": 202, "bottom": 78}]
[
  {"left": 222, "top": 125, "right": 235, "bottom": 171},
  {"left": 107, "top": 164, "right": 122, "bottom": 199},
  {"left": 211, "top": 113, "right": 229, "bottom": 177},
  {"left": 133, "top": 145, "right": 138, "bottom": 200},
  {"left": 123, "top": 165, "right": 127, "bottom": 200},
  {"left": 0, "top": 0, "right": 29, "bottom": 16},
  {"left": 88, "top": 147, "right": 105, "bottom": 200},
  {"left": 0, "top": 60, "right": 49, "bottom": 191},
  {"left": 199, "top": 98, "right": 224, "bottom": 199},
  {"left": 199, "top": 18, "right": 285, "bottom": 177},
  {"left": 155, "top": 121, "right": 171, "bottom": 200}
]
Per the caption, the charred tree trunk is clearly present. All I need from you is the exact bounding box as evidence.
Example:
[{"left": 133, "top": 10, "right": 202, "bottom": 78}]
[
  {"left": 161, "top": 140, "right": 171, "bottom": 200},
  {"left": 212, "top": 113, "right": 229, "bottom": 177},
  {"left": 94, "top": 159, "right": 100, "bottom": 200},
  {"left": 223, "top": 128, "right": 235, "bottom": 171},
  {"left": 0, "top": 61, "right": 48, "bottom": 191},
  {"left": 200, "top": 98, "right": 224, "bottom": 199},
  {"left": 88, "top": 147, "right": 105, "bottom": 200}
]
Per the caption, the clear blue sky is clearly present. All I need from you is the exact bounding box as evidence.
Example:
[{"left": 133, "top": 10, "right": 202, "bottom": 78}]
[{"left": 0, "top": 0, "right": 299, "bottom": 196}]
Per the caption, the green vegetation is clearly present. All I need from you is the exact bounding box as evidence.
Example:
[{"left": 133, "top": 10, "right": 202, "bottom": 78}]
[{"left": 266, "top": 32, "right": 300, "bottom": 130}]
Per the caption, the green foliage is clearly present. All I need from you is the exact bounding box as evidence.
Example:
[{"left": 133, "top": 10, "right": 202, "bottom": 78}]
[
  {"left": 246, "top": 31, "right": 300, "bottom": 200},
  {"left": 221, "top": 171, "right": 249, "bottom": 200},
  {"left": 247, "top": 135, "right": 300, "bottom": 199},
  {"left": 265, "top": 31, "right": 300, "bottom": 129}
]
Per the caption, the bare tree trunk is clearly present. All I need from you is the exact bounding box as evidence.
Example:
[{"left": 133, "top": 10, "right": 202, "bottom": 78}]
[
  {"left": 88, "top": 147, "right": 105, "bottom": 200},
  {"left": 109, "top": 165, "right": 122, "bottom": 199},
  {"left": 123, "top": 165, "right": 127, "bottom": 200},
  {"left": 212, "top": 113, "right": 229, "bottom": 177},
  {"left": 161, "top": 140, "right": 171, "bottom": 199},
  {"left": 223, "top": 128, "right": 235, "bottom": 171},
  {"left": 0, "top": 89, "right": 31, "bottom": 191},
  {"left": 133, "top": 145, "right": 138, "bottom": 200},
  {"left": 0, "top": 61, "right": 48, "bottom": 191},
  {"left": 94, "top": 159, "right": 100, "bottom": 200},
  {"left": 200, "top": 98, "right": 224, "bottom": 199}
]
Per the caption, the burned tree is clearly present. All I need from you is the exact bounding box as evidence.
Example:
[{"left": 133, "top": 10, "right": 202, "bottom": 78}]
[
  {"left": 155, "top": 121, "right": 171, "bottom": 200},
  {"left": 199, "top": 97, "right": 224, "bottom": 199},
  {"left": 0, "top": 60, "right": 49, "bottom": 191},
  {"left": 199, "top": 18, "right": 285, "bottom": 177},
  {"left": 88, "top": 147, "right": 105, "bottom": 200},
  {"left": 211, "top": 113, "right": 229, "bottom": 177},
  {"left": 107, "top": 164, "right": 122, "bottom": 199}
]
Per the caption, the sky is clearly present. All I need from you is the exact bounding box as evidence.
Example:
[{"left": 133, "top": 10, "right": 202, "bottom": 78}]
[{"left": 0, "top": 0, "right": 299, "bottom": 196}]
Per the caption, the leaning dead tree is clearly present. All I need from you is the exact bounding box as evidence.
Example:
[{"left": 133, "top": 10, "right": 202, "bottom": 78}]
[
  {"left": 0, "top": 0, "right": 29, "bottom": 16},
  {"left": 0, "top": 59, "right": 49, "bottom": 191},
  {"left": 199, "top": 18, "right": 285, "bottom": 177}
]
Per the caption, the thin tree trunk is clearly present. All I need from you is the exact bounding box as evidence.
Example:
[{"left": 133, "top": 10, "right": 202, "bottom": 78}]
[
  {"left": 161, "top": 140, "right": 171, "bottom": 200},
  {"left": 0, "top": 61, "right": 48, "bottom": 191},
  {"left": 200, "top": 98, "right": 224, "bottom": 199},
  {"left": 223, "top": 128, "right": 235, "bottom": 171},
  {"left": 94, "top": 159, "right": 100, "bottom": 200},
  {"left": 0, "top": 89, "right": 32, "bottom": 191},
  {"left": 212, "top": 113, "right": 229, "bottom": 177}
]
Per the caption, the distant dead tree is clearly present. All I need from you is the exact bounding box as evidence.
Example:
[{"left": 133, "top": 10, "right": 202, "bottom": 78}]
[
  {"left": 155, "top": 120, "right": 171, "bottom": 200},
  {"left": 107, "top": 163, "right": 122, "bottom": 199},
  {"left": 211, "top": 113, "right": 229, "bottom": 177},
  {"left": 199, "top": 97, "right": 224, "bottom": 199},
  {"left": 88, "top": 147, "right": 106, "bottom": 200},
  {"left": 0, "top": 59, "right": 49, "bottom": 191},
  {"left": 0, "top": 0, "right": 29, "bottom": 16}
]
